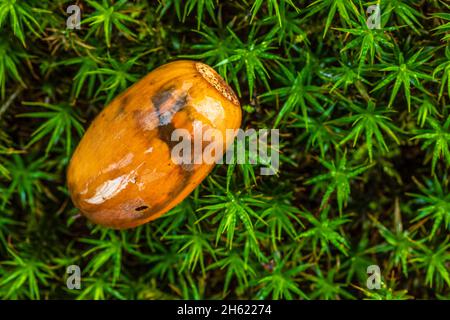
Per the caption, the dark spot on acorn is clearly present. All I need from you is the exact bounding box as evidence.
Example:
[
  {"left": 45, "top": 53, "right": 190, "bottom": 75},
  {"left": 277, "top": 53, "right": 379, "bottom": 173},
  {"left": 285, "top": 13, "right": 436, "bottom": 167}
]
[
  {"left": 158, "top": 97, "right": 187, "bottom": 125},
  {"left": 150, "top": 88, "right": 190, "bottom": 153},
  {"left": 158, "top": 122, "right": 178, "bottom": 151},
  {"left": 177, "top": 167, "right": 195, "bottom": 192},
  {"left": 152, "top": 88, "right": 174, "bottom": 113},
  {"left": 116, "top": 94, "right": 130, "bottom": 117},
  {"left": 152, "top": 88, "right": 188, "bottom": 126},
  {"left": 181, "top": 163, "right": 195, "bottom": 171},
  {"left": 135, "top": 205, "right": 149, "bottom": 212}
]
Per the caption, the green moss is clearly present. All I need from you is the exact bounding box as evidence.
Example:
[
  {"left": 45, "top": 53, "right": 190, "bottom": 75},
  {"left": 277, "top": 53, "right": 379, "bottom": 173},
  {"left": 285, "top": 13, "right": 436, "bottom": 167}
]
[{"left": 0, "top": 0, "right": 449, "bottom": 300}]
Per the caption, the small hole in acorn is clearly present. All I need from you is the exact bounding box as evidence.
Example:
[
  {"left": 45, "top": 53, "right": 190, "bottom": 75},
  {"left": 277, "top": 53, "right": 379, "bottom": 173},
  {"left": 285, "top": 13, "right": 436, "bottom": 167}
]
[{"left": 135, "top": 206, "right": 149, "bottom": 212}]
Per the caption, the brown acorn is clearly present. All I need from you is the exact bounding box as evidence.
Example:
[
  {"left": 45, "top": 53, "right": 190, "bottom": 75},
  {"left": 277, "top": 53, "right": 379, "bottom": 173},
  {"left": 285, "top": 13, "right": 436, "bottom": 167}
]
[{"left": 67, "top": 60, "right": 242, "bottom": 229}]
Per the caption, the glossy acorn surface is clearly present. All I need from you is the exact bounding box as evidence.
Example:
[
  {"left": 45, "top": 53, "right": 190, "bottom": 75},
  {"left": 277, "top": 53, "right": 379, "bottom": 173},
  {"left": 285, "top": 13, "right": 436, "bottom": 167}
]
[{"left": 67, "top": 60, "right": 241, "bottom": 229}]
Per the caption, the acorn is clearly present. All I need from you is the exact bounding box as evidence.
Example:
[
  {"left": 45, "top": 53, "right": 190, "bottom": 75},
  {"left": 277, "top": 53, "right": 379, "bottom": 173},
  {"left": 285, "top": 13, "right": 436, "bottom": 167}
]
[{"left": 67, "top": 61, "right": 242, "bottom": 229}]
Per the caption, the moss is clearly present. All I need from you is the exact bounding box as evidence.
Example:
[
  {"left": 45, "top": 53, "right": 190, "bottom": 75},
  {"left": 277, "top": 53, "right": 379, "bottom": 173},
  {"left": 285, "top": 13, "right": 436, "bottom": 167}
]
[{"left": 0, "top": 0, "right": 449, "bottom": 299}]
